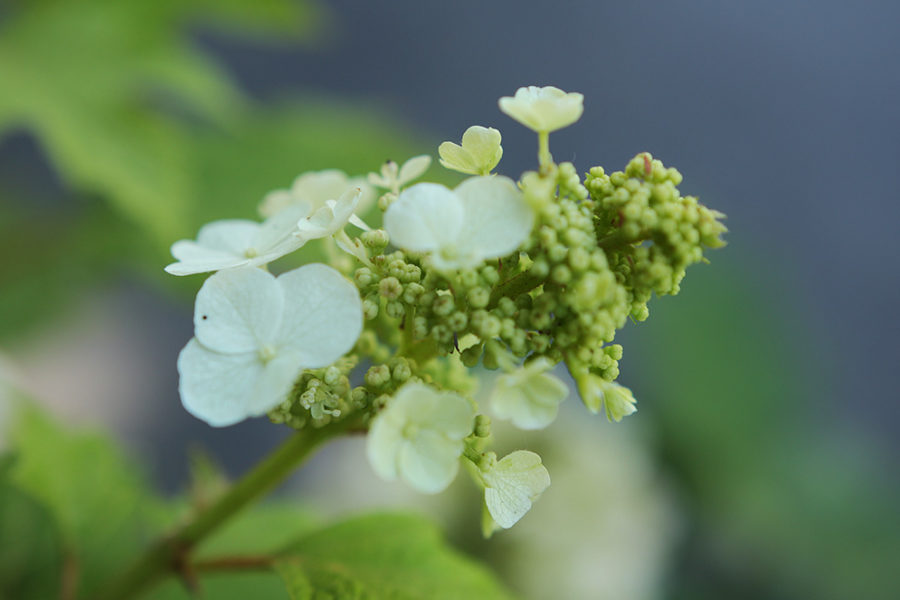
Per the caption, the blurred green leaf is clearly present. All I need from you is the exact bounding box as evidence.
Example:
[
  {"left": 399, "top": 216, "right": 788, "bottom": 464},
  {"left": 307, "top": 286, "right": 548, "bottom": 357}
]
[
  {"left": 0, "top": 0, "right": 319, "bottom": 242},
  {"left": 0, "top": 464, "right": 64, "bottom": 600},
  {"left": 275, "top": 513, "right": 516, "bottom": 600},
  {"left": 6, "top": 406, "right": 165, "bottom": 599},
  {"left": 145, "top": 504, "right": 321, "bottom": 600}
]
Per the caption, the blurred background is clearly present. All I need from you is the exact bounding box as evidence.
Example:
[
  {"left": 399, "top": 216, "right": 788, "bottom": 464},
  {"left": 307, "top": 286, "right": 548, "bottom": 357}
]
[{"left": 1, "top": 1, "right": 898, "bottom": 599}]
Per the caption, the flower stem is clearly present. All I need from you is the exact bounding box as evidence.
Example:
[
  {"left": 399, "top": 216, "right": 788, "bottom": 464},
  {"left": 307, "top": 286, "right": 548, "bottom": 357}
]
[
  {"left": 537, "top": 131, "right": 552, "bottom": 173},
  {"left": 98, "top": 425, "right": 339, "bottom": 600}
]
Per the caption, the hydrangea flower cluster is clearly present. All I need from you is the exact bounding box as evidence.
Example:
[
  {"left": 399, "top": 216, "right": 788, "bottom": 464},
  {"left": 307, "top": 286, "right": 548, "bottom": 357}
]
[{"left": 170, "top": 86, "right": 726, "bottom": 534}]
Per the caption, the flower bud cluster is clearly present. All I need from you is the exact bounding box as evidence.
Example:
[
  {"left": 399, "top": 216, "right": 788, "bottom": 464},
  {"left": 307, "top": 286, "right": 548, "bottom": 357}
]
[{"left": 587, "top": 152, "right": 727, "bottom": 320}]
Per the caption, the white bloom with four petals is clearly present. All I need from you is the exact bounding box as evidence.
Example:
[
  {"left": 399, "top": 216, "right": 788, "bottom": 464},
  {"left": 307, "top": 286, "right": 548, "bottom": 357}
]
[
  {"left": 490, "top": 358, "right": 569, "bottom": 430},
  {"left": 367, "top": 382, "right": 475, "bottom": 494},
  {"left": 481, "top": 450, "right": 551, "bottom": 532},
  {"left": 384, "top": 176, "right": 534, "bottom": 271},
  {"left": 177, "top": 264, "right": 362, "bottom": 427},
  {"left": 499, "top": 86, "right": 584, "bottom": 134},
  {"left": 165, "top": 205, "right": 309, "bottom": 276},
  {"left": 438, "top": 125, "right": 503, "bottom": 175},
  {"left": 259, "top": 169, "right": 375, "bottom": 219}
]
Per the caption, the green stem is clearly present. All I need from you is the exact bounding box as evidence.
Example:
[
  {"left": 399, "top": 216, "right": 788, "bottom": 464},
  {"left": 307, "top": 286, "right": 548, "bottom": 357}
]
[
  {"left": 99, "top": 425, "right": 339, "bottom": 600},
  {"left": 537, "top": 131, "right": 552, "bottom": 173}
]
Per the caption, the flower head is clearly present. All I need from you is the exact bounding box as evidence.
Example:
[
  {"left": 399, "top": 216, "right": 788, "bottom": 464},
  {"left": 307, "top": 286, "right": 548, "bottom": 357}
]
[
  {"left": 575, "top": 374, "right": 638, "bottom": 422},
  {"left": 384, "top": 176, "right": 534, "bottom": 271},
  {"left": 480, "top": 450, "right": 550, "bottom": 534},
  {"left": 165, "top": 205, "right": 308, "bottom": 276},
  {"left": 490, "top": 358, "right": 569, "bottom": 430},
  {"left": 367, "top": 382, "right": 475, "bottom": 494},
  {"left": 259, "top": 169, "right": 375, "bottom": 218},
  {"left": 438, "top": 126, "right": 503, "bottom": 175},
  {"left": 177, "top": 264, "right": 362, "bottom": 426},
  {"left": 499, "top": 86, "right": 584, "bottom": 134}
]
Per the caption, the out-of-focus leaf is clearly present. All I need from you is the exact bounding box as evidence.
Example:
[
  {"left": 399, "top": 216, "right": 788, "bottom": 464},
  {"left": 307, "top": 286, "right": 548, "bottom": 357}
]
[
  {"left": 636, "top": 256, "right": 900, "bottom": 600},
  {"left": 0, "top": 195, "right": 151, "bottom": 342},
  {"left": 0, "top": 463, "right": 64, "bottom": 600},
  {"left": 0, "top": 0, "right": 319, "bottom": 242},
  {"left": 274, "top": 513, "right": 516, "bottom": 600},
  {"left": 6, "top": 406, "right": 165, "bottom": 599},
  {"left": 189, "top": 101, "right": 431, "bottom": 228}
]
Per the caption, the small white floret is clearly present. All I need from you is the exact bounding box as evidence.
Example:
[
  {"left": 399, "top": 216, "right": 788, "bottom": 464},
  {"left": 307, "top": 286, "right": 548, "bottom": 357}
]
[
  {"left": 177, "top": 264, "right": 362, "bottom": 426},
  {"left": 439, "top": 126, "right": 503, "bottom": 175},
  {"left": 498, "top": 86, "right": 584, "bottom": 134},
  {"left": 490, "top": 358, "right": 569, "bottom": 430},
  {"left": 259, "top": 169, "right": 375, "bottom": 218},
  {"left": 368, "top": 155, "right": 432, "bottom": 192},
  {"left": 366, "top": 382, "right": 475, "bottom": 494},
  {"left": 384, "top": 176, "right": 534, "bottom": 271},
  {"left": 165, "top": 205, "right": 308, "bottom": 276},
  {"left": 482, "top": 450, "right": 551, "bottom": 530}
]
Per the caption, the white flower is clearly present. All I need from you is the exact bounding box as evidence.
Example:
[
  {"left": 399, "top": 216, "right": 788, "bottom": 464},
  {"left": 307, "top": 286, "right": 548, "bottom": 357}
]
[
  {"left": 177, "top": 264, "right": 362, "bottom": 427},
  {"left": 368, "top": 155, "right": 432, "bottom": 192},
  {"left": 490, "top": 358, "right": 569, "bottom": 430},
  {"left": 259, "top": 169, "right": 375, "bottom": 218},
  {"left": 481, "top": 450, "right": 551, "bottom": 532},
  {"left": 438, "top": 126, "right": 503, "bottom": 175},
  {"left": 165, "top": 205, "right": 308, "bottom": 276},
  {"left": 575, "top": 374, "right": 638, "bottom": 422},
  {"left": 383, "top": 176, "right": 534, "bottom": 271},
  {"left": 367, "top": 382, "right": 475, "bottom": 494},
  {"left": 498, "top": 86, "right": 584, "bottom": 133}
]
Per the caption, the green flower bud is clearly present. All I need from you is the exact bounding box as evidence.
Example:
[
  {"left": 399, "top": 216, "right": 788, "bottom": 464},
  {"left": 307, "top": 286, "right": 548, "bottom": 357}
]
[
  {"left": 379, "top": 276, "right": 403, "bottom": 300},
  {"left": 365, "top": 364, "right": 391, "bottom": 388}
]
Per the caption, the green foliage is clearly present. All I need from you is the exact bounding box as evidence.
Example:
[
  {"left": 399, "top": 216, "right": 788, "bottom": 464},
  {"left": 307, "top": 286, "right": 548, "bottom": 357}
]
[
  {"left": 275, "top": 513, "right": 516, "bottom": 600},
  {"left": 0, "top": 0, "right": 425, "bottom": 342},
  {"left": 0, "top": 464, "right": 64, "bottom": 600},
  {"left": 5, "top": 406, "right": 165, "bottom": 599},
  {"left": 0, "top": 405, "right": 513, "bottom": 599}
]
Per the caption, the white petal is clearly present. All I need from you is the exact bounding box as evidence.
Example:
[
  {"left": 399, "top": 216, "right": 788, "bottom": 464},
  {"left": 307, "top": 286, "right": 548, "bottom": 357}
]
[
  {"left": 367, "top": 410, "right": 405, "bottom": 482},
  {"left": 196, "top": 220, "right": 260, "bottom": 254},
  {"left": 177, "top": 339, "right": 264, "bottom": 427},
  {"left": 273, "top": 264, "right": 362, "bottom": 367},
  {"left": 194, "top": 267, "right": 284, "bottom": 353},
  {"left": 399, "top": 429, "right": 461, "bottom": 494},
  {"left": 454, "top": 176, "right": 534, "bottom": 259},
  {"left": 165, "top": 220, "right": 259, "bottom": 275},
  {"left": 438, "top": 142, "right": 479, "bottom": 175},
  {"left": 250, "top": 351, "right": 305, "bottom": 417},
  {"left": 384, "top": 183, "right": 464, "bottom": 252},
  {"left": 295, "top": 188, "right": 361, "bottom": 240},
  {"left": 397, "top": 155, "right": 432, "bottom": 186},
  {"left": 425, "top": 390, "right": 476, "bottom": 439},
  {"left": 165, "top": 241, "right": 249, "bottom": 275},
  {"left": 483, "top": 450, "right": 550, "bottom": 528},
  {"left": 259, "top": 189, "right": 302, "bottom": 218},
  {"left": 253, "top": 204, "right": 310, "bottom": 251}
]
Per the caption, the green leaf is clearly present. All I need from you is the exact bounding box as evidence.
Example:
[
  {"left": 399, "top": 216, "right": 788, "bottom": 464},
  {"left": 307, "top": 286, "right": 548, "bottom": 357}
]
[
  {"left": 6, "top": 406, "right": 165, "bottom": 599},
  {"left": 0, "top": 464, "right": 64, "bottom": 600},
  {"left": 0, "top": 0, "right": 319, "bottom": 243},
  {"left": 275, "top": 513, "right": 516, "bottom": 600}
]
